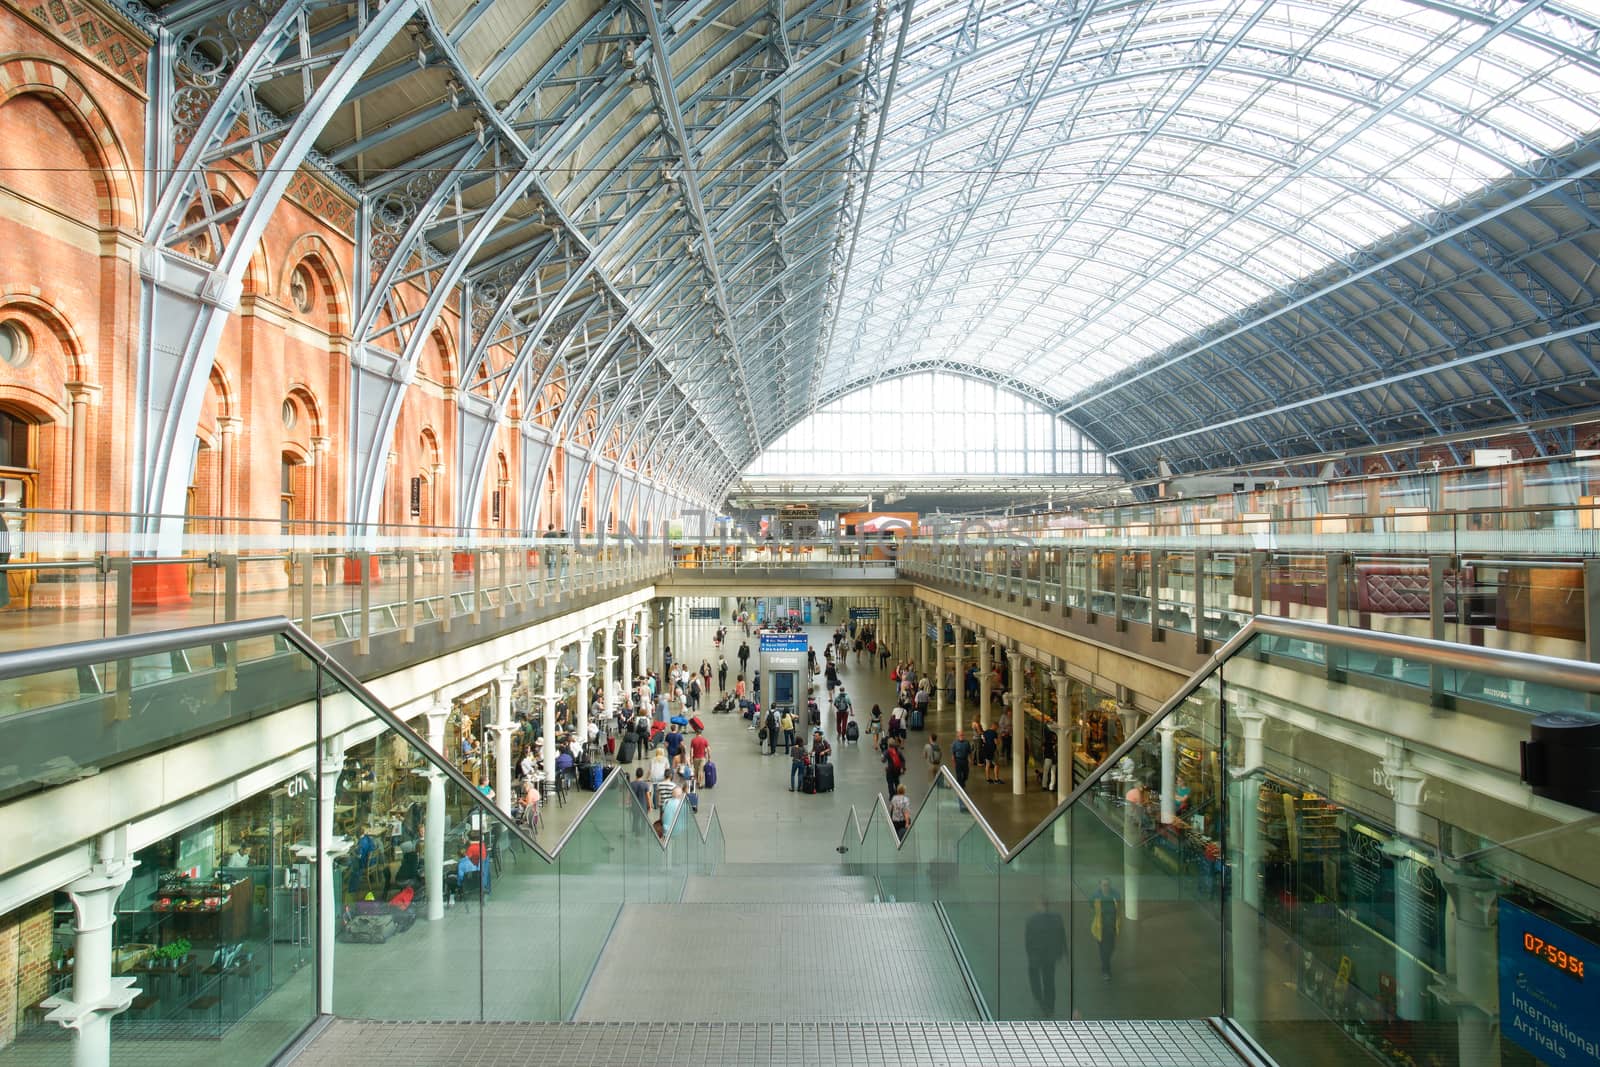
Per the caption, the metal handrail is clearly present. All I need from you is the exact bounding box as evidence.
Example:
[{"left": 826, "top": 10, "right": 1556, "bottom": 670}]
[
  {"left": 838, "top": 612, "right": 1600, "bottom": 864},
  {"left": 0, "top": 615, "right": 712, "bottom": 863}
]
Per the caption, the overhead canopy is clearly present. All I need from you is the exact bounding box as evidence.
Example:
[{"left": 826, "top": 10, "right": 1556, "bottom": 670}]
[{"left": 147, "top": 0, "right": 1600, "bottom": 517}]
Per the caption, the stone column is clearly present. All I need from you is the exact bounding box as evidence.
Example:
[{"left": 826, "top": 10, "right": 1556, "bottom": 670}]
[
  {"left": 622, "top": 611, "right": 637, "bottom": 686},
  {"left": 1010, "top": 646, "right": 1025, "bottom": 796},
  {"left": 65, "top": 384, "right": 99, "bottom": 535},
  {"left": 1382, "top": 741, "right": 1430, "bottom": 1021},
  {"left": 978, "top": 634, "right": 991, "bottom": 730},
  {"left": 636, "top": 609, "right": 650, "bottom": 684},
  {"left": 493, "top": 671, "right": 515, "bottom": 816},
  {"left": 214, "top": 414, "right": 239, "bottom": 526},
  {"left": 934, "top": 611, "right": 946, "bottom": 717},
  {"left": 953, "top": 622, "right": 965, "bottom": 725},
  {"left": 424, "top": 700, "right": 450, "bottom": 921},
  {"left": 1052, "top": 672, "right": 1071, "bottom": 805},
  {"left": 307, "top": 739, "right": 351, "bottom": 1013},
  {"left": 541, "top": 652, "right": 558, "bottom": 785},
  {"left": 602, "top": 620, "right": 617, "bottom": 720},
  {"left": 309, "top": 435, "right": 331, "bottom": 529},
  {"left": 921, "top": 604, "right": 934, "bottom": 671},
  {"left": 42, "top": 829, "right": 137, "bottom": 1067},
  {"left": 574, "top": 635, "right": 592, "bottom": 748},
  {"left": 1439, "top": 862, "right": 1501, "bottom": 1067},
  {"left": 1159, "top": 721, "right": 1179, "bottom": 824}
]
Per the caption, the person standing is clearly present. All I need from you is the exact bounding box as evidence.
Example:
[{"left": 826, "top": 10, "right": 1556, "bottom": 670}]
[
  {"left": 738, "top": 639, "right": 750, "bottom": 673},
  {"left": 717, "top": 655, "right": 728, "bottom": 692},
  {"left": 689, "top": 730, "right": 710, "bottom": 787},
  {"left": 780, "top": 708, "right": 795, "bottom": 751},
  {"left": 789, "top": 737, "right": 809, "bottom": 792},
  {"left": 982, "top": 722, "right": 1001, "bottom": 784},
  {"left": 1025, "top": 900, "right": 1067, "bottom": 1013},
  {"left": 1090, "top": 878, "right": 1122, "bottom": 981}
]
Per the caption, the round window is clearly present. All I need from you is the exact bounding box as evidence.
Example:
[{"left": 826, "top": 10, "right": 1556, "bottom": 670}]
[
  {"left": 289, "top": 266, "right": 314, "bottom": 313},
  {"left": 0, "top": 322, "right": 29, "bottom": 368},
  {"left": 282, "top": 399, "right": 297, "bottom": 429}
]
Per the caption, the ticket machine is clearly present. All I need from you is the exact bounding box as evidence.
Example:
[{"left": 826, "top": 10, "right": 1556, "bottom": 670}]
[{"left": 757, "top": 630, "right": 808, "bottom": 723}]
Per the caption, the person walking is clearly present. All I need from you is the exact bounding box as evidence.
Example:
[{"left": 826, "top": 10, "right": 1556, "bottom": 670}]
[
  {"left": 923, "top": 732, "right": 941, "bottom": 768},
  {"left": 690, "top": 730, "right": 710, "bottom": 787},
  {"left": 737, "top": 639, "right": 750, "bottom": 673},
  {"left": 1090, "top": 878, "right": 1122, "bottom": 980},
  {"left": 950, "top": 731, "right": 973, "bottom": 793},
  {"left": 1025, "top": 900, "right": 1067, "bottom": 1013},
  {"left": 883, "top": 736, "right": 906, "bottom": 796},
  {"left": 888, "top": 783, "right": 911, "bottom": 840},
  {"left": 717, "top": 655, "right": 728, "bottom": 692},
  {"left": 629, "top": 767, "right": 654, "bottom": 833}
]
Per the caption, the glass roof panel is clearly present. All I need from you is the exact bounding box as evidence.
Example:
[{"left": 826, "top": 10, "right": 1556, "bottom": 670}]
[{"left": 824, "top": 0, "right": 1600, "bottom": 402}]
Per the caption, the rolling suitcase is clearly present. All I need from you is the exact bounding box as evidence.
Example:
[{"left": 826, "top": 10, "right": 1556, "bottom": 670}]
[
  {"left": 617, "top": 739, "right": 636, "bottom": 764},
  {"left": 814, "top": 762, "right": 835, "bottom": 794},
  {"left": 846, "top": 721, "right": 860, "bottom": 743},
  {"left": 803, "top": 764, "right": 817, "bottom": 795},
  {"left": 689, "top": 715, "right": 705, "bottom": 734},
  {"left": 702, "top": 761, "right": 717, "bottom": 788},
  {"left": 909, "top": 708, "right": 925, "bottom": 730},
  {"left": 688, "top": 792, "right": 699, "bottom": 812},
  {"left": 580, "top": 764, "right": 605, "bottom": 791}
]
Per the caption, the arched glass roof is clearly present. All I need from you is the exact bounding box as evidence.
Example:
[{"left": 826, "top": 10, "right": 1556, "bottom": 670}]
[
  {"left": 823, "top": 0, "right": 1600, "bottom": 408},
  {"left": 145, "top": 0, "right": 1600, "bottom": 521}
]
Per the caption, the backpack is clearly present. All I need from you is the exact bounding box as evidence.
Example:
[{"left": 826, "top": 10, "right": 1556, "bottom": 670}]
[
  {"left": 927, "top": 742, "right": 941, "bottom": 764},
  {"left": 887, "top": 747, "right": 905, "bottom": 774}
]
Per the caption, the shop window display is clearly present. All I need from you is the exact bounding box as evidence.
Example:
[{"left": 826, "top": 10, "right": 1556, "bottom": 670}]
[{"left": 2, "top": 770, "right": 316, "bottom": 1059}]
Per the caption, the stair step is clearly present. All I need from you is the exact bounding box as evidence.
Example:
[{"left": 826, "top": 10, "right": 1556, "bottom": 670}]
[{"left": 681, "top": 873, "right": 877, "bottom": 903}]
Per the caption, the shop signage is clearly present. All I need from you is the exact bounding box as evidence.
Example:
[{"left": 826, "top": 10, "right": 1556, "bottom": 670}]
[
  {"left": 759, "top": 634, "right": 808, "bottom": 653},
  {"left": 849, "top": 607, "right": 880, "bottom": 619},
  {"left": 1499, "top": 898, "right": 1599, "bottom": 1065},
  {"left": 285, "top": 773, "right": 312, "bottom": 798}
]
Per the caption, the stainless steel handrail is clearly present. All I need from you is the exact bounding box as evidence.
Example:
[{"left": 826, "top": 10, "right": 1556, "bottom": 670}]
[
  {"left": 838, "top": 611, "right": 1600, "bottom": 864},
  {"left": 0, "top": 615, "right": 712, "bottom": 863}
]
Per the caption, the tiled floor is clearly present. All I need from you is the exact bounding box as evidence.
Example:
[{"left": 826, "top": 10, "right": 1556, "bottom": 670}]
[{"left": 290, "top": 1018, "right": 1244, "bottom": 1065}]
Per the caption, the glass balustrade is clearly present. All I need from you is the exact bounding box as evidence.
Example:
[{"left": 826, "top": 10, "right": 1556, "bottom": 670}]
[
  {"left": 0, "top": 619, "right": 722, "bottom": 1066},
  {"left": 838, "top": 618, "right": 1600, "bottom": 1066}
]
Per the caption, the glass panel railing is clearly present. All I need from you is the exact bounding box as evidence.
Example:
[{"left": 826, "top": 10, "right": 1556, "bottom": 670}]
[
  {"left": 0, "top": 618, "right": 719, "bottom": 1067},
  {"left": 840, "top": 615, "right": 1600, "bottom": 1064}
]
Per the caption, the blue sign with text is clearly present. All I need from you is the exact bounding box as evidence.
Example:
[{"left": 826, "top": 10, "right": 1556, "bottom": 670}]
[
  {"left": 849, "top": 607, "right": 880, "bottom": 620},
  {"left": 759, "top": 634, "right": 808, "bottom": 653},
  {"left": 1498, "top": 898, "right": 1599, "bottom": 1066}
]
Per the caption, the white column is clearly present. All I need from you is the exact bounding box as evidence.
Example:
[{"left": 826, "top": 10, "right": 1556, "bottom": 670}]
[
  {"left": 622, "top": 612, "right": 637, "bottom": 686},
  {"left": 43, "top": 829, "right": 137, "bottom": 1067},
  {"left": 574, "top": 636, "right": 592, "bottom": 748},
  {"left": 1229, "top": 702, "right": 1268, "bottom": 1020},
  {"left": 954, "top": 623, "right": 965, "bottom": 725},
  {"left": 1383, "top": 741, "right": 1430, "bottom": 1022},
  {"left": 934, "top": 612, "right": 946, "bottom": 717},
  {"left": 917, "top": 607, "right": 930, "bottom": 670},
  {"left": 1010, "top": 647, "right": 1025, "bottom": 796},
  {"left": 602, "top": 621, "right": 617, "bottom": 721},
  {"left": 541, "top": 653, "right": 558, "bottom": 785},
  {"left": 424, "top": 700, "right": 450, "bottom": 922},
  {"left": 978, "top": 634, "right": 991, "bottom": 730},
  {"left": 1158, "top": 721, "right": 1179, "bottom": 824},
  {"left": 311, "top": 740, "right": 350, "bottom": 1013},
  {"left": 1122, "top": 778, "right": 1141, "bottom": 922},
  {"left": 636, "top": 609, "right": 650, "bottom": 683},
  {"left": 1052, "top": 673, "right": 1071, "bottom": 805},
  {"left": 493, "top": 672, "right": 515, "bottom": 816},
  {"left": 1439, "top": 865, "right": 1501, "bottom": 1067}
]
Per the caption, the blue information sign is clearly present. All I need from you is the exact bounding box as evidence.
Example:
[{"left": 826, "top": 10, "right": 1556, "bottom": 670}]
[
  {"left": 1498, "top": 898, "right": 1599, "bottom": 1066},
  {"left": 849, "top": 607, "right": 880, "bottom": 620},
  {"left": 759, "top": 634, "right": 808, "bottom": 653}
]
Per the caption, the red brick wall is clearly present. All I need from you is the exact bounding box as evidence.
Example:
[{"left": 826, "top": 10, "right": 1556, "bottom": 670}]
[{"left": 0, "top": 895, "right": 54, "bottom": 1050}]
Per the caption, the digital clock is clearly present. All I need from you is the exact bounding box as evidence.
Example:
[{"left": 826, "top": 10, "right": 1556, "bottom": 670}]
[{"left": 1523, "top": 930, "right": 1586, "bottom": 981}]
